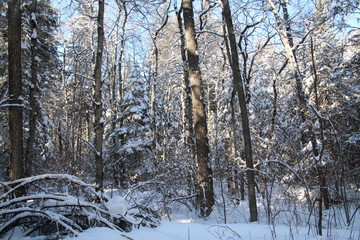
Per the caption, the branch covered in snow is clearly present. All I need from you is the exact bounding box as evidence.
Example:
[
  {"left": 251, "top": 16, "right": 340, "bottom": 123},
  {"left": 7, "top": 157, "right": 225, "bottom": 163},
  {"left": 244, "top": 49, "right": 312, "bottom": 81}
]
[{"left": 0, "top": 174, "right": 159, "bottom": 238}]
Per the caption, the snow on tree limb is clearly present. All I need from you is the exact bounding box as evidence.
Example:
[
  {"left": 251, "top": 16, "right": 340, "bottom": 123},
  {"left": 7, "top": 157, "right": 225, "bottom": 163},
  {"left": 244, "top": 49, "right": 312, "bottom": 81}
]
[{"left": 0, "top": 174, "right": 159, "bottom": 238}]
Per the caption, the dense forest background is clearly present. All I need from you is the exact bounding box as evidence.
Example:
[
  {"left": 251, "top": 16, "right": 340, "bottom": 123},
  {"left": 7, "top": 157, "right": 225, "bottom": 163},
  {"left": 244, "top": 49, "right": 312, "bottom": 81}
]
[{"left": 0, "top": 0, "right": 359, "bottom": 238}]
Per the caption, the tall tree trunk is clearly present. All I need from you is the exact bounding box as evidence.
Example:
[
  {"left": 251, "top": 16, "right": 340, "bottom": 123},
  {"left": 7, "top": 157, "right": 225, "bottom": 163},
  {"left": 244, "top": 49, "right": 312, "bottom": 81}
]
[
  {"left": 93, "top": 0, "right": 105, "bottom": 190},
  {"left": 151, "top": 8, "right": 169, "bottom": 154},
  {"left": 151, "top": 49, "right": 157, "bottom": 151},
  {"left": 182, "top": 0, "right": 214, "bottom": 218},
  {"left": 8, "top": 0, "right": 25, "bottom": 187},
  {"left": 176, "top": 6, "right": 194, "bottom": 148},
  {"left": 221, "top": 0, "right": 258, "bottom": 222},
  {"left": 176, "top": 5, "right": 196, "bottom": 196},
  {"left": 25, "top": 0, "right": 38, "bottom": 177},
  {"left": 117, "top": 2, "right": 127, "bottom": 161},
  {"left": 222, "top": 17, "right": 243, "bottom": 202},
  {"left": 109, "top": 30, "right": 118, "bottom": 152}
]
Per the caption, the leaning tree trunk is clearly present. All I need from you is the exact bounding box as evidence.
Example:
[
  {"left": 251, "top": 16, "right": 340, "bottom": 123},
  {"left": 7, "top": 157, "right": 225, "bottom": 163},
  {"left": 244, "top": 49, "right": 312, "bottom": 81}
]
[
  {"left": 8, "top": 0, "right": 25, "bottom": 189},
  {"left": 182, "top": 0, "right": 214, "bottom": 218},
  {"left": 93, "top": 0, "right": 105, "bottom": 190},
  {"left": 221, "top": 0, "right": 258, "bottom": 222},
  {"left": 267, "top": 0, "right": 330, "bottom": 233}
]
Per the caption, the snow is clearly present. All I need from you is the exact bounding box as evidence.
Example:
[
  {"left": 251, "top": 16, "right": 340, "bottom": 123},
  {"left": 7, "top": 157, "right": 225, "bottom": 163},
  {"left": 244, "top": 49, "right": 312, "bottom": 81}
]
[
  {"left": 57, "top": 220, "right": 357, "bottom": 240},
  {"left": 7, "top": 196, "right": 360, "bottom": 240},
  {"left": 31, "top": 29, "right": 37, "bottom": 39},
  {"left": 4, "top": 175, "right": 358, "bottom": 240},
  {"left": 0, "top": 104, "right": 26, "bottom": 108},
  {"left": 19, "top": 199, "right": 357, "bottom": 240},
  {"left": 21, "top": 40, "right": 30, "bottom": 49},
  {"left": 1, "top": 174, "right": 93, "bottom": 188},
  {"left": 64, "top": 228, "right": 126, "bottom": 240},
  {"left": 105, "top": 196, "right": 128, "bottom": 218}
]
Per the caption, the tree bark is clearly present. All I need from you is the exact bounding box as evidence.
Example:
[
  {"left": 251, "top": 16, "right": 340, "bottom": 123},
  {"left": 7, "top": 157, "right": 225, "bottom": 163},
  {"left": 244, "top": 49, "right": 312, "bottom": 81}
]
[
  {"left": 25, "top": 0, "right": 38, "bottom": 177},
  {"left": 182, "top": 0, "right": 214, "bottom": 218},
  {"left": 8, "top": 0, "right": 25, "bottom": 187},
  {"left": 221, "top": 0, "right": 258, "bottom": 222},
  {"left": 176, "top": 6, "right": 194, "bottom": 149},
  {"left": 228, "top": 90, "right": 240, "bottom": 201},
  {"left": 93, "top": 0, "right": 105, "bottom": 190}
]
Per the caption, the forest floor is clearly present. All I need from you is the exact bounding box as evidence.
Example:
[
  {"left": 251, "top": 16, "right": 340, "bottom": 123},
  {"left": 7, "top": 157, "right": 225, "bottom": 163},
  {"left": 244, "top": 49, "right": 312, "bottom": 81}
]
[
  {"left": 13, "top": 199, "right": 358, "bottom": 240},
  {"left": 61, "top": 219, "right": 358, "bottom": 240}
]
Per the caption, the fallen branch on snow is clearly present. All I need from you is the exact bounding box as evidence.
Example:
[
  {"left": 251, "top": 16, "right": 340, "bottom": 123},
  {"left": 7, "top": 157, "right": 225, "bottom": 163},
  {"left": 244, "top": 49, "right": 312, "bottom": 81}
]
[{"left": 0, "top": 174, "right": 159, "bottom": 239}]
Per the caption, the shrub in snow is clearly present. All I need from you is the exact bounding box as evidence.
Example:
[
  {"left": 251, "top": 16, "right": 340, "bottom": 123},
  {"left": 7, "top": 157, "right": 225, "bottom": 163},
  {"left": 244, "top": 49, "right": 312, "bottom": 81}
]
[{"left": 0, "top": 174, "right": 159, "bottom": 239}]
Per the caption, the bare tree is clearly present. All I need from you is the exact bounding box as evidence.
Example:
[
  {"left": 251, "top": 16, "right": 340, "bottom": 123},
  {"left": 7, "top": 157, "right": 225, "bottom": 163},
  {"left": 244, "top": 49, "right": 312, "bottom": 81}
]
[
  {"left": 221, "top": 0, "right": 258, "bottom": 222},
  {"left": 267, "top": 0, "right": 330, "bottom": 234},
  {"left": 150, "top": 2, "right": 170, "bottom": 153},
  {"left": 182, "top": 0, "right": 214, "bottom": 218},
  {"left": 93, "top": 0, "right": 105, "bottom": 190}
]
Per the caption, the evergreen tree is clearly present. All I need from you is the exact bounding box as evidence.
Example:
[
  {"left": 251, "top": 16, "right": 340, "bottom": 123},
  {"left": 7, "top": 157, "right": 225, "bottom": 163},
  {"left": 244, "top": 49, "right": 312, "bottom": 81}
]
[
  {"left": 109, "top": 63, "right": 153, "bottom": 187},
  {"left": 21, "top": 0, "right": 61, "bottom": 176}
]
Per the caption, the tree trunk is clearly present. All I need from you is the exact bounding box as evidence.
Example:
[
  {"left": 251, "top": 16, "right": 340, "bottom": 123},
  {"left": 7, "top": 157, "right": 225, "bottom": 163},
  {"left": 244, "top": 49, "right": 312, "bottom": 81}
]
[
  {"left": 176, "top": 6, "right": 194, "bottom": 152},
  {"left": 151, "top": 10, "right": 168, "bottom": 154},
  {"left": 25, "top": 0, "right": 38, "bottom": 177},
  {"left": 310, "top": 36, "right": 330, "bottom": 210},
  {"left": 176, "top": 5, "right": 196, "bottom": 195},
  {"left": 227, "top": 90, "right": 240, "bottom": 201},
  {"left": 182, "top": 0, "right": 214, "bottom": 218},
  {"left": 267, "top": 0, "right": 308, "bottom": 121},
  {"left": 110, "top": 32, "right": 118, "bottom": 153},
  {"left": 151, "top": 48, "right": 157, "bottom": 151},
  {"left": 221, "top": 0, "right": 258, "bottom": 222},
  {"left": 117, "top": 4, "right": 127, "bottom": 160},
  {"left": 93, "top": 0, "right": 105, "bottom": 190},
  {"left": 8, "top": 0, "right": 25, "bottom": 188}
]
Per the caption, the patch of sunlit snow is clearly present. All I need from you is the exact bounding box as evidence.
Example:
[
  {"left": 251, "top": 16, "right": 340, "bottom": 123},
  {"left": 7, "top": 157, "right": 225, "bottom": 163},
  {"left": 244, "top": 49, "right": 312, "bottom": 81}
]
[{"left": 177, "top": 218, "right": 194, "bottom": 223}]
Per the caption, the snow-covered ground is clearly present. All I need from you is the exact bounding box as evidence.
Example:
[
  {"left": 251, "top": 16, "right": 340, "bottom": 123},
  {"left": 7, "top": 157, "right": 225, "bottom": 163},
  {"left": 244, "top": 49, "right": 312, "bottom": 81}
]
[
  {"left": 5, "top": 182, "right": 359, "bottom": 240},
  {"left": 9, "top": 197, "right": 359, "bottom": 240},
  {"left": 9, "top": 204, "right": 360, "bottom": 240},
  {"left": 61, "top": 220, "right": 358, "bottom": 240},
  {"left": 68, "top": 200, "right": 360, "bottom": 240}
]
